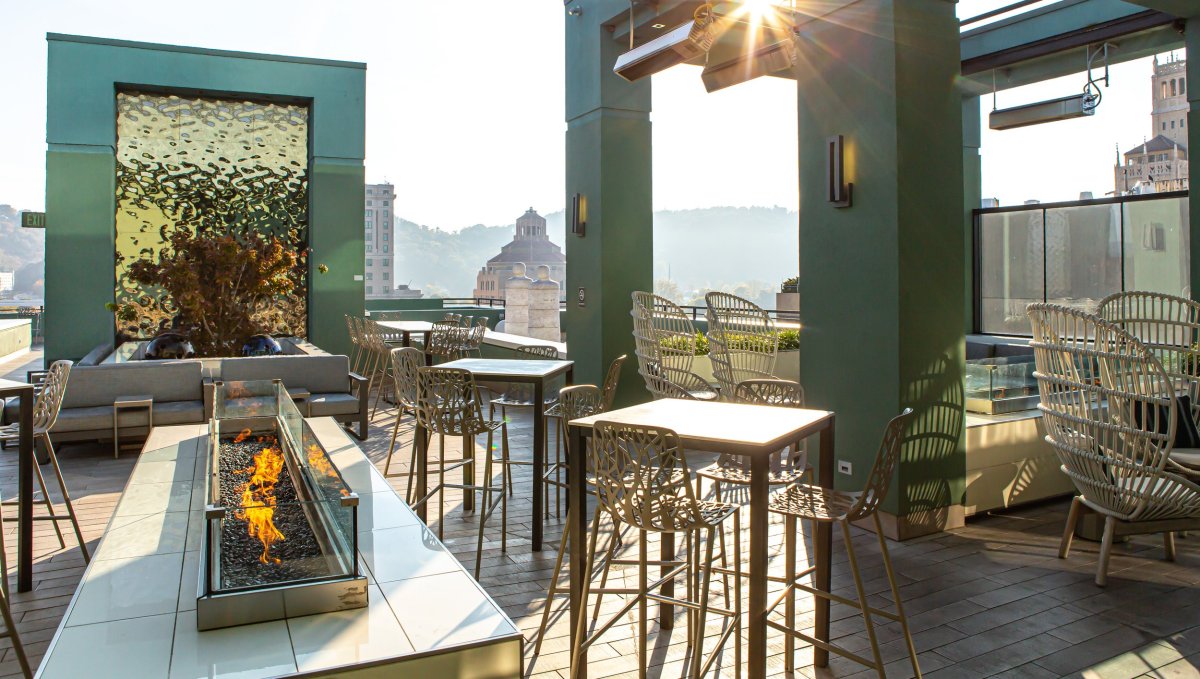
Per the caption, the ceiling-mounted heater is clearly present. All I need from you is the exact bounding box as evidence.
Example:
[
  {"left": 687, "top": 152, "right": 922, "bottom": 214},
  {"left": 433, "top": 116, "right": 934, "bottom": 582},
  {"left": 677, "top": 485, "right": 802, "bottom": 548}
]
[
  {"left": 989, "top": 43, "right": 1111, "bottom": 131},
  {"left": 701, "top": 37, "right": 797, "bottom": 93},
  {"left": 613, "top": 3, "right": 724, "bottom": 82}
]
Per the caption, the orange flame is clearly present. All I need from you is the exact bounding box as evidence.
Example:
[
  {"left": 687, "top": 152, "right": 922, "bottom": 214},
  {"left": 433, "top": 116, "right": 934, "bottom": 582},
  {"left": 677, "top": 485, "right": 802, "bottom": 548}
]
[
  {"left": 234, "top": 428, "right": 253, "bottom": 443},
  {"left": 235, "top": 440, "right": 286, "bottom": 565}
]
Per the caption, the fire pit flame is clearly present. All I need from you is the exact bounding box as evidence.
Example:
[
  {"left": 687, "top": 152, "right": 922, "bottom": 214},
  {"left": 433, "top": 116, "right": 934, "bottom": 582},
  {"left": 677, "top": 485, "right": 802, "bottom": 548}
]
[
  {"left": 235, "top": 439, "right": 286, "bottom": 565},
  {"left": 234, "top": 428, "right": 252, "bottom": 444}
]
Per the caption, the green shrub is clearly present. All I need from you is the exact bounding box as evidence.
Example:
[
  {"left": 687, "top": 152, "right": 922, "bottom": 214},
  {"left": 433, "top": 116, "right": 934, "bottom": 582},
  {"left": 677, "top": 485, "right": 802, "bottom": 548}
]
[{"left": 659, "top": 330, "right": 799, "bottom": 356}]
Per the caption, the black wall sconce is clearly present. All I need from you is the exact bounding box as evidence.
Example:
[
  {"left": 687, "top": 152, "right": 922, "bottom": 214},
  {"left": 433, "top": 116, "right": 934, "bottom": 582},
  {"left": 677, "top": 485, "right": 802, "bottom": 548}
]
[
  {"left": 827, "top": 135, "right": 852, "bottom": 208},
  {"left": 571, "top": 192, "right": 587, "bottom": 237}
]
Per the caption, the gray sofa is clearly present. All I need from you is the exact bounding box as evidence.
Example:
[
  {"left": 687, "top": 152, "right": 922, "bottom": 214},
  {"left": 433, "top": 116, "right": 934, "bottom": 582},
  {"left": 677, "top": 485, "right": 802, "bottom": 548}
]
[
  {"left": 2, "top": 360, "right": 210, "bottom": 445},
  {"left": 219, "top": 355, "right": 369, "bottom": 440}
]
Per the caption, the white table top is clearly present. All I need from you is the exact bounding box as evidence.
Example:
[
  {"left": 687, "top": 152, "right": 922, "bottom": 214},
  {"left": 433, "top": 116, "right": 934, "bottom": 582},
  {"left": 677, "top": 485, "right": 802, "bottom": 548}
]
[
  {"left": 0, "top": 378, "right": 32, "bottom": 393},
  {"left": 439, "top": 357, "right": 573, "bottom": 380},
  {"left": 569, "top": 398, "right": 833, "bottom": 455},
  {"left": 36, "top": 420, "right": 521, "bottom": 679},
  {"left": 377, "top": 320, "right": 435, "bottom": 332}
]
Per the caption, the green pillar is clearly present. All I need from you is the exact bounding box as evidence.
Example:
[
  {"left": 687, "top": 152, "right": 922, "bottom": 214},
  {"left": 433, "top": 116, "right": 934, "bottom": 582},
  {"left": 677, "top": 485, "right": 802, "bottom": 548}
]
[
  {"left": 1188, "top": 19, "right": 1200, "bottom": 300},
  {"left": 963, "top": 96, "right": 982, "bottom": 334},
  {"left": 796, "top": 0, "right": 966, "bottom": 538},
  {"left": 564, "top": 1, "right": 653, "bottom": 406}
]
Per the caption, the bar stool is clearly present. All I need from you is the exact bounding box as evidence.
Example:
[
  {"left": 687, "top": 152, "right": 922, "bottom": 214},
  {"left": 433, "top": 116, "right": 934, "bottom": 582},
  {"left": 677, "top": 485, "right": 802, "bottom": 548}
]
[
  {"left": 573, "top": 422, "right": 741, "bottom": 679},
  {"left": 383, "top": 347, "right": 423, "bottom": 503},
  {"left": 767, "top": 408, "right": 920, "bottom": 678},
  {"left": 543, "top": 354, "right": 626, "bottom": 519},
  {"left": 488, "top": 345, "right": 561, "bottom": 496},
  {"left": 0, "top": 574, "right": 30, "bottom": 678},
  {"left": 345, "top": 315, "right": 363, "bottom": 375},
  {"left": 412, "top": 366, "right": 508, "bottom": 578},
  {"left": 0, "top": 361, "right": 90, "bottom": 564}
]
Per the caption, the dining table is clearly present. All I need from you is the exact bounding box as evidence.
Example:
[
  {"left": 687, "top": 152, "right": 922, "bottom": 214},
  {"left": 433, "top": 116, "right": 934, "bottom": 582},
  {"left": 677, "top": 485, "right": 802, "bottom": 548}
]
[
  {"left": 377, "top": 320, "right": 435, "bottom": 365},
  {"left": 0, "top": 378, "right": 36, "bottom": 592},
  {"left": 567, "top": 398, "right": 835, "bottom": 679},
  {"left": 411, "top": 357, "right": 573, "bottom": 550}
]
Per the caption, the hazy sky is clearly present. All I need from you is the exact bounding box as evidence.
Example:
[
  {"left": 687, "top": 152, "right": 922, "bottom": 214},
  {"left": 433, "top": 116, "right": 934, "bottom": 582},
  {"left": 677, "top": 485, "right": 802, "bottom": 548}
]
[{"left": 0, "top": 1, "right": 1185, "bottom": 229}]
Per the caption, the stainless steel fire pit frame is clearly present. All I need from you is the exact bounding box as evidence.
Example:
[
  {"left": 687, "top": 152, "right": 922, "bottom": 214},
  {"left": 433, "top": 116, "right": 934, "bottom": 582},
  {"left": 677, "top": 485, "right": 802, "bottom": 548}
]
[{"left": 197, "top": 379, "right": 367, "bottom": 631}]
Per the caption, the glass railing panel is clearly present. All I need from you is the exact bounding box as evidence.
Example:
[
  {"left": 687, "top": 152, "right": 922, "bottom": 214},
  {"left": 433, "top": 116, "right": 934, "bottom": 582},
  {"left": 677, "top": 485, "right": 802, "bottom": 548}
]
[
  {"left": 978, "top": 211, "right": 1045, "bottom": 334},
  {"left": 1122, "top": 196, "right": 1190, "bottom": 298}
]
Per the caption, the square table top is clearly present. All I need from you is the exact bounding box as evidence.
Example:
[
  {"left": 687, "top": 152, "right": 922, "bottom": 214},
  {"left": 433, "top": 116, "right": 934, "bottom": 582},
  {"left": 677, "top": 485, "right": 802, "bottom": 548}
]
[
  {"left": 438, "top": 358, "right": 573, "bottom": 380},
  {"left": 378, "top": 320, "right": 435, "bottom": 332},
  {"left": 0, "top": 378, "right": 33, "bottom": 394},
  {"left": 569, "top": 398, "right": 833, "bottom": 456}
]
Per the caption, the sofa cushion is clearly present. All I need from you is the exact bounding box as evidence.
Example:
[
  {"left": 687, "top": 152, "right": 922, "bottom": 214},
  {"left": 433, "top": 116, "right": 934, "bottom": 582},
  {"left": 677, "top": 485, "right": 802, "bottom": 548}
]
[
  {"left": 993, "top": 342, "right": 1034, "bottom": 359},
  {"left": 308, "top": 393, "right": 360, "bottom": 417},
  {"left": 48, "top": 400, "right": 205, "bottom": 434},
  {"left": 61, "top": 361, "right": 204, "bottom": 409},
  {"left": 220, "top": 355, "right": 351, "bottom": 395}
]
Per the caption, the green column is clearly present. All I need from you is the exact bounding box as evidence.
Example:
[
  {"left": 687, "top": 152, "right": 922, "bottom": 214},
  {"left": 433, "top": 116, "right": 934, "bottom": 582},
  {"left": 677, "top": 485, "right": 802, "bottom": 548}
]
[
  {"left": 963, "top": 96, "right": 982, "bottom": 334},
  {"left": 564, "top": 1, "right": 653, "bottom": 406},
  {"left": 309, "top": 160, "right": 365, "bottom": 358},
  {"left": 796, "top": 0, "right": 966, "bottom": 538},
  {"left": 1188, "top": 19, "right": 1200, "bottom": 300}
]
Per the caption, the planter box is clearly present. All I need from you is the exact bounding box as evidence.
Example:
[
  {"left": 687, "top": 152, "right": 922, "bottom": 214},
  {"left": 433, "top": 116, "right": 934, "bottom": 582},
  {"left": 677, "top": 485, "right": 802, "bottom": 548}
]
[{"left": 692, "top": 349, "right": 800, "bottom": 390}]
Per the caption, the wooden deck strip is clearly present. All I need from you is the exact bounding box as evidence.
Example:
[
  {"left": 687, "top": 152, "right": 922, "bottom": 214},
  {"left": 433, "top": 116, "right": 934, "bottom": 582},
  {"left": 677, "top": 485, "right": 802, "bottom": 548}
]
[{"left": 0, "top": 349, "right": 1197, "bottom": 678}]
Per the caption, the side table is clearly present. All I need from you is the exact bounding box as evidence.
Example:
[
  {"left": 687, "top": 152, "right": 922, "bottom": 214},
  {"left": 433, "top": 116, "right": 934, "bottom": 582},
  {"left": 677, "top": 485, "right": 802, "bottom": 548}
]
[{"left": 113, "top": 395, "right": 153, "bottom": 459}]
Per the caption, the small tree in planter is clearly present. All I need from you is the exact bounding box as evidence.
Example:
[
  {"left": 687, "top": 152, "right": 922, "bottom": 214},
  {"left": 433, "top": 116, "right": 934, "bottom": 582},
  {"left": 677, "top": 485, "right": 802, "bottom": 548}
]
[{"left": 120, "top": 229, "right": 300, "bottom": 357}]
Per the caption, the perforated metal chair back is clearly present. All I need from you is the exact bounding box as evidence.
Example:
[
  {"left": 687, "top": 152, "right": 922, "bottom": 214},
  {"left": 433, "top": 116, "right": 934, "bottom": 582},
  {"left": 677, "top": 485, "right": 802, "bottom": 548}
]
[
  {"left": 415, "top": 367, "right": 487, "bottom": 437},
  {"left": 517, "top": 345, "right": 559, "bottom": 360},
  {"left": 705, "top": 291, "right": 779, "bottom": 396},
  {"left": 844, "top": 408, "right": 914, "bottom": 522},
  {"left": 591, "top": 421, "right": 708, "bottom": 533},
  {"left": 389, "top": 347, "right": 423, "bottom": 410},
  {"left": 33, "top": 360, "right": 73, "bottom": 433},
  {"left": 600, "top": 355, "right": 628, "bottom": 411}
]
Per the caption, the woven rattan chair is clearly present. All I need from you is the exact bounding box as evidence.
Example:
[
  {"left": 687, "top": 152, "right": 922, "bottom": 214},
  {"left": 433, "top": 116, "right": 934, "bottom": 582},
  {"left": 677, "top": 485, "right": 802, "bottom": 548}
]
[
  {"left": 412, "top": 366, "right": 508, "bottom": 578},
  {"left": 572, "top": 421, "right": 741, "bottom": 679},
  {"left": 630, "top": 291, "right": 718, "bottom": 401},
  {"left": 767, "top": 409, "right": 919, "bottom": 678},
  {"left": 1028, "top": 303, "right": 1200, "bottom": 586},
  {"left": 383, "top": 348, "right": 424, "bottom": 502},
  {"left": 0, "top": 361, "right": 90, "bottom": 566},
  {"left": 543, "top": 355, "right": 626, "bottom": 519},
  {"left": 1098, "top": 290, "right": 1200, "bottom": 477},
  {"left": 705, "top": 291, "right": 780, "bottom": 396}
]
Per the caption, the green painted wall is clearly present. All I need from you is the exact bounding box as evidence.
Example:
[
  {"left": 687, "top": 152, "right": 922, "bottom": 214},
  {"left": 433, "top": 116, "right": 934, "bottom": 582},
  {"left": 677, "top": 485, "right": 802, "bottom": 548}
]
[
  {"left": 963, "top": 97, "right": 982, "bottom": 335},
  {"left": 564, "top": 1, "right": 653, "bottom": 407},
  {"left": 45, "top": 34, "right": 365, "bottom": 361},
  {"left": 1189, "top": 20, "right": 1200, "bottom": 301},
  {"left": 796, "top": 0, "right": 966, "bottom": 521}
]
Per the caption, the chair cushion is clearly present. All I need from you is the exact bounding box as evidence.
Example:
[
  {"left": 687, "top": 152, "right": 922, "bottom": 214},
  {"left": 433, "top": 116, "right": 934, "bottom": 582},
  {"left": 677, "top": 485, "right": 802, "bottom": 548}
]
[
  {"left": 47, "top": 400, "right": 205, "bottom": 433},
  {"left": 1132, "top": 393, "right": 1200, "bottom": 450},
  {"left": 220, "top": 356, "right": 350, "bottom": 395},
  {"left": 966, "top": 341, "right": 995, "bottom": 361},
  {"left": 61, "top": 361, "right": 204, "bottom": 409},
  {"left": 1171, "top": 448, "right": 1200, "bottom": 468},
  {"left": 993, "top": 342, "right": 1034, "bottom": 359},
  {"left": 308, "top": 393, "right": 360, "bottom": 417}
]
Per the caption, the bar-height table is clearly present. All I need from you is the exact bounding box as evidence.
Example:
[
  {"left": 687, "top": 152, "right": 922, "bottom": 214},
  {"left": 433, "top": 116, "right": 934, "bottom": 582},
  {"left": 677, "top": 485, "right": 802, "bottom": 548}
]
[
  {"left": 378, "top": 320, "right": 435, "bottom": 365},
  {"left": 412, "top": 357, "right": 573, "bottom": 550},
  {"left": 0, "top": 379, "right": 35, "bottom": 592},
  {"left": 567, "top": 399, "right": 835, "bottom": 679}
]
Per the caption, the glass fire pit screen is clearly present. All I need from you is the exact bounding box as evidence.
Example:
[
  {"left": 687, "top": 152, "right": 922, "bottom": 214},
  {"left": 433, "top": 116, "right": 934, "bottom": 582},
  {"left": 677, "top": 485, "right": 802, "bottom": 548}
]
[
  {"left": 114, "top": 91, "right": 310, "bottom": 341},
  {"left": 199, "top": 379, "right": 364, "bottom": 630}
]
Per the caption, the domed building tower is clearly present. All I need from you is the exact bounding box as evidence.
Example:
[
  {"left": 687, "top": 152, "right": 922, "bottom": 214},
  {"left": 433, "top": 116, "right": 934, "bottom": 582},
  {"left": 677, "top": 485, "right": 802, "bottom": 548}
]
[{"left": 473, "top": 208, "right": 566, "bottom": 300}]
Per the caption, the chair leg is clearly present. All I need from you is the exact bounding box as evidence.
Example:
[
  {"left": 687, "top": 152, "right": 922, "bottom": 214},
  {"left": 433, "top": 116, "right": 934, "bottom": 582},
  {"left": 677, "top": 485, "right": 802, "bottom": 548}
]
[
  {"left": 875, "top": 512, "right": 921, "bottom": 678},
  {"left": 689, "top": 527, "right": 716, "bottom": 679},
  {"left": 533, "top": 515, "right": 570, "bottom": 657},
  {"left": 1096, "top": 515, "right": 1117, "bottom": 587},
  {"left": 1060, "top": 495, "right": 1084, "bottom": 559},
  {"left": 638, "top": 529, "right": 648, "bottom": 679},
  {"left": 437, "top": 435, "right": 446, "bottom": 541},
  {"left": 569, "top": 510, "right": 605, "bottom": 679},
  {"left": 733, "top": 510, "right": 742, "bottom": 678},
  {"left": 0, "top": 501, "right": 8, "bottom": 601},
  {"left": 841, "top": 520, "right": 884, "bottom": 676},
  {"left": 44, "top": 435, "right": 88, "bottom": 562},
  {"left": 384, "top": 407, "right": 403, "bottom": 476},
  {"left": 784, "top": 514, "right": 796, "bottom": 673},
  {"left": 33, "top": 449, "right": 66, "bottom": 550},
  {"left": 497, "top": 431, "right": 507, "bottom": 554},
  {"left": 474, "top": 435, "right": 494, "bottom": 580},
  {"left": 1164, "top": 531, "right": 1177, "bottom": 562},
  {"left": 590, "top": 513, "right": 621, "bottom": 628},
  {"left": 0, "top": 587, "right": 30, "bottom": 679}
]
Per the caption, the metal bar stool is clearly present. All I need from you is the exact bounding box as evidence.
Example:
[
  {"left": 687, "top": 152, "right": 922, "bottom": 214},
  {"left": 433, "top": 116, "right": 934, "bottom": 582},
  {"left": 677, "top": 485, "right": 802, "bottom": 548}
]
[
  {"left": 383, "top": 347, "right": 424, "bottom": 503},
  {"left": 572, "top": 422, "right": 742, "bottom": 679},
  {"left": 411, "top": 366, "right": 509, "bottom": 578},
  {"left": 488, "top": 345, "right": 561, "bottom": 497},
  {"left": 0, "top": 361, "right": 91, "bottom": 564},
  {"left": 766, "top": 408, "right": 920, "bottom": 678}
]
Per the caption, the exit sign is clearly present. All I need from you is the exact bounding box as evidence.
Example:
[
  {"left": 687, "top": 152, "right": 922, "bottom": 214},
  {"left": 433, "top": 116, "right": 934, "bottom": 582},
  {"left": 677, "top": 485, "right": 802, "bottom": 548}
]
[{"left": 20, "top": 212, "right": 45, "bottom": 229}]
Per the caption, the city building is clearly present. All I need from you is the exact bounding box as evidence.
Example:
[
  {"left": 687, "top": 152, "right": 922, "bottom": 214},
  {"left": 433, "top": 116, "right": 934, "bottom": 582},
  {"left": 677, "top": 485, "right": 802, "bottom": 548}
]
[
  {"left": 364, "top": 183, "right": 400, "bottom": 299},
  {"left": 1114, "top": 55, "right": 1189, "bottom": 194},
  {"left": 473, "top": 208, "right": 565, "bottom": 300}
]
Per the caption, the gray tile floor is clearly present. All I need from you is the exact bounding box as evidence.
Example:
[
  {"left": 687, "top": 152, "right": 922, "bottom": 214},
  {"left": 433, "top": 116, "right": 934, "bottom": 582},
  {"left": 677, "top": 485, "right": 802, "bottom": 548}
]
[{"left": 0, "top": 347, "right": 1197, "bottom": 678}]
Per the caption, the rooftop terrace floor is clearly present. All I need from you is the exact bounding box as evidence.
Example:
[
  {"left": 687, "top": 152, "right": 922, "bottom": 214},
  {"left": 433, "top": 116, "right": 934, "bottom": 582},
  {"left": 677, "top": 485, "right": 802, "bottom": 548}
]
[{"left": 0, "top": 348, "right": 1198, "bottom": 678}]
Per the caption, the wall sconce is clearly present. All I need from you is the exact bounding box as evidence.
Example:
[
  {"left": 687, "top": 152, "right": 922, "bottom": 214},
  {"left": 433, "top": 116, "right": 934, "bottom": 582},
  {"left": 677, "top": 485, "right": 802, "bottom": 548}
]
[
  {"left": 571, "top": 193, "right": 587, "bottom": 237},
  {"left": 827, "top": 135, "right": 852, "bottom": 208}
]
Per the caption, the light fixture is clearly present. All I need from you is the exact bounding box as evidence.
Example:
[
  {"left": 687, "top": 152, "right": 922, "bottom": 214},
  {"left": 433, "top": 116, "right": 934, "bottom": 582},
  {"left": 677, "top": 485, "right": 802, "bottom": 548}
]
[
  {"left": 571, "top": 193, "right": 587, "bottom": 237},
  {"left": 613, "top": 4, "right": 724, "bottom": 82},
  {"left": 701, "top": 38, "right": 797, "bottom": 92},
  {"left": 651, "top": 23, "right": 666, "bottom": 29},
  {"left": 827, "top": 135, "right": 852, "bottom": 208}
]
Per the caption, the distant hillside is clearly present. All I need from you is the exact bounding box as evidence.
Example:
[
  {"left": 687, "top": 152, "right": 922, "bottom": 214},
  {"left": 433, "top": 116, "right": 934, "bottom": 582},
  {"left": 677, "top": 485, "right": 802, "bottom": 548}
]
[
  {"left": 394, "top": 206, "right": 798, "bottom": 304},
  {"left": 0, "top": 205, "right": 45, "bottom": 296}
]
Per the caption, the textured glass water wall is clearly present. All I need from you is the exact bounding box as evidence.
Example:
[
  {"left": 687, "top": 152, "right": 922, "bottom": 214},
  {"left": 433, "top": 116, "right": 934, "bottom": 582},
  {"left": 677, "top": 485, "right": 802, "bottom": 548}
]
[{"left": 114, "top": 92, "right": 309, "bottom": 341}]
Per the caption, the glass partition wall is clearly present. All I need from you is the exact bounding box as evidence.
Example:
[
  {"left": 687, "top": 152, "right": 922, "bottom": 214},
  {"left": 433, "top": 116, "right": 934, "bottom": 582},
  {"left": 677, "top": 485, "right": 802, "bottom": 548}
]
[{"left": 975, "top": 192, "right": 1189, "bottom": 335}]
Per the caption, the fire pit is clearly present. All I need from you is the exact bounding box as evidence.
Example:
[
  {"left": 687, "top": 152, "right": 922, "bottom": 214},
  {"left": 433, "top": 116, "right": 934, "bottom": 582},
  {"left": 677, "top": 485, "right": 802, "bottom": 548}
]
[{"left": 198, "top": 379, "right": 366, "bottom": 631}]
